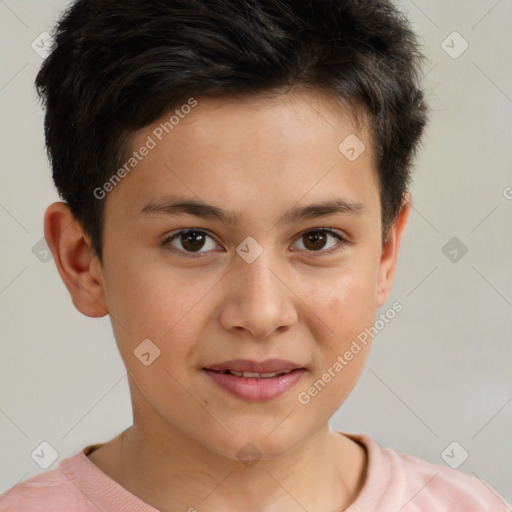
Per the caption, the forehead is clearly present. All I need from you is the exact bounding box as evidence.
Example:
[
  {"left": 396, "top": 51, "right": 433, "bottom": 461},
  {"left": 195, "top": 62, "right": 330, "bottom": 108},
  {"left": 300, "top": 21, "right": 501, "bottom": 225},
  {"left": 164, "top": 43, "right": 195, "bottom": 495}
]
[
  {"left": 128, "top": 89, "right": 372, "bottom": 159},
  {"left": 106, "top": 90, "right": 380, "bottom": 225}
]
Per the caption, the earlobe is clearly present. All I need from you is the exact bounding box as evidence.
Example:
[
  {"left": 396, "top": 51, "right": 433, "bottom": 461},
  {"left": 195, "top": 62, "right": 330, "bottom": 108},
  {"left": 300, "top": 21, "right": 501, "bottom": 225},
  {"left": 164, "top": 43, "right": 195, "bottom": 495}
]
[
  {"left": 44, "top": 201, "right": 109, "bottom": 318},
  {"left": 376, "top": 193, "right": 412, "bottom": 308}
]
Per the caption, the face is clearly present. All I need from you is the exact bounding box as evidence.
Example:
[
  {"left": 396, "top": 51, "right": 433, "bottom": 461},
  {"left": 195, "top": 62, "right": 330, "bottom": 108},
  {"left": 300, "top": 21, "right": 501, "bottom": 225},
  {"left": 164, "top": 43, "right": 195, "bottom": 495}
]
[{"left": 68, "top": 91, "right": 409, "bottom": 460}]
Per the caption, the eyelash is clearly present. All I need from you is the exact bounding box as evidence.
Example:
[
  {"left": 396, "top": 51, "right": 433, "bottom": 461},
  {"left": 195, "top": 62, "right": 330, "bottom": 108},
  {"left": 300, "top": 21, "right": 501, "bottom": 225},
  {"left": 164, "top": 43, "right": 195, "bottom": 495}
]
[{"left": 161, "top": 228, "right": 349, "bottom": 259}]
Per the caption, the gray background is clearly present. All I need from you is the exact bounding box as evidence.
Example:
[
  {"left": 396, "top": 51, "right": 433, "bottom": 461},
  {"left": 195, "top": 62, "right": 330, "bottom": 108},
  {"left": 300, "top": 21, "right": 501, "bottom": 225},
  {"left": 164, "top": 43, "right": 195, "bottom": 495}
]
[{"left": 1, "top": 0, "right": 511, "bottom": 505}]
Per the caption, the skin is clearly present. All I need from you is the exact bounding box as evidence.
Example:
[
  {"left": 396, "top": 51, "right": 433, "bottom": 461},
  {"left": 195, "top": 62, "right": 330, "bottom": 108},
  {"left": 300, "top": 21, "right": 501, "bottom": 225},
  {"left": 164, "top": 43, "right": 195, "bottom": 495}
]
[{"left": 44, "top": 90, "right": 411, "bottom": 512}]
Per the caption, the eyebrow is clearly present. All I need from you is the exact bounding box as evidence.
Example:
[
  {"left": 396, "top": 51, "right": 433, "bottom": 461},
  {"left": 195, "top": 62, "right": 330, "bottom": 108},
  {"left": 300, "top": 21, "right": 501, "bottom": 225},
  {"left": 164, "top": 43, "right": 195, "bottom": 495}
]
[{"left": 140, "top": 195, "right": 366, "bottom": 226}]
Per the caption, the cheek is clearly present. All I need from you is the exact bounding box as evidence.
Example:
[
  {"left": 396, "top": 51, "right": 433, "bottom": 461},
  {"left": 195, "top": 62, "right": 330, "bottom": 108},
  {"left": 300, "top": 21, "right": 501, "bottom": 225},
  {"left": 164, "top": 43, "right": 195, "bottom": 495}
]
[
  {"left": 109, "top": 272, "right": 209, "bottom": 399},
  {"left": 103, "top": 269, "right": 205, "bottom": 382},
  {"left": 107, "top": 259, "right": 216, "bottom": 334},
  {"left": 299, "top": 267, "right": 376, "bottom": 402},
  {"left": 305, "top": 266, "right": 377, "bottom": 336}
]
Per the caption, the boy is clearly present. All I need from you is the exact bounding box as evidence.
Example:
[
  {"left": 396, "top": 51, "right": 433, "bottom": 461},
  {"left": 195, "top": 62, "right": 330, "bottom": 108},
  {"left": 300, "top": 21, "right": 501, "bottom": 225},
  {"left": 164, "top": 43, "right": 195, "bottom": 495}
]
[{"left": 1, "top": 0, "right": 509, "bottom": 510}]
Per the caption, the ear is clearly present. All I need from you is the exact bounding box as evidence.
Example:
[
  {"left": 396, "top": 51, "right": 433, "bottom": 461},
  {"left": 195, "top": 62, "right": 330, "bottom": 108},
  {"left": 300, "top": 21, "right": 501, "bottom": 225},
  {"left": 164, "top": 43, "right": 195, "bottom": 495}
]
[
  {"left": 376, "top": 193, "right": 412, "bottom": 308},
  {"left": 44, "top": 201, "right": 108, "bottom": 317}
]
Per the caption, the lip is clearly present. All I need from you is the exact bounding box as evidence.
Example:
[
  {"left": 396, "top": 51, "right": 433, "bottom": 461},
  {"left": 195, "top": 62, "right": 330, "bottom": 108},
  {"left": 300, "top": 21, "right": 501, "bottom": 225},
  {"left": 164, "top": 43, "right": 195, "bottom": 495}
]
[
  {"left": 203, "top": 358, "right": 304, "bottom": 373},
  {"left": 202, "top": 367, "right": 307, "bottom": 402}
]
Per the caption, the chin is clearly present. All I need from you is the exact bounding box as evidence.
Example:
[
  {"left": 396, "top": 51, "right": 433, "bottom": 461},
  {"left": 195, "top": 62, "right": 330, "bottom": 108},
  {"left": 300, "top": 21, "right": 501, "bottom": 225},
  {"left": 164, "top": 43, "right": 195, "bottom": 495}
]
[{"left": 205, "top": 426, "right": 306, "bottom": 464}]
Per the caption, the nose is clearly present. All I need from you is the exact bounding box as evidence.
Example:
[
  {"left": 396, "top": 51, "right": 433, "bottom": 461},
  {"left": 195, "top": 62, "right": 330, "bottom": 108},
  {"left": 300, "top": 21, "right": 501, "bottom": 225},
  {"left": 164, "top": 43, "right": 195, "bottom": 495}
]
[{"left": 218, "top": 254, "right": 298, "bottom": 340}]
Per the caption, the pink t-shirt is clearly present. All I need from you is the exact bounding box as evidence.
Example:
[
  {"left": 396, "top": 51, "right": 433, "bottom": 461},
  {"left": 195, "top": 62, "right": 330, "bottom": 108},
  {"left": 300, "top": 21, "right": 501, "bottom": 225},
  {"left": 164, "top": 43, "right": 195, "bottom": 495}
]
[{"left": 0, "top": 433, "right": 509, "bottom": 511}]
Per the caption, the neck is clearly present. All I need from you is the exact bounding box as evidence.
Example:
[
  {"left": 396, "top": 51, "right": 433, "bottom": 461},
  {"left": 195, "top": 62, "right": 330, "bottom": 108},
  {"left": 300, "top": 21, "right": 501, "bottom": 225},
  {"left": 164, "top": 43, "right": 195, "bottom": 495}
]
[{"left": 89, "top": 414, "right": 367, "bottom": 512}]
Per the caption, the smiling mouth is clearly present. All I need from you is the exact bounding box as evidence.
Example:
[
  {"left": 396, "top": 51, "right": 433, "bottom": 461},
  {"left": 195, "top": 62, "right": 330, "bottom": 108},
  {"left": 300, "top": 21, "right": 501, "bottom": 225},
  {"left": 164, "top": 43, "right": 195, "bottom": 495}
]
[
  {"left": 201, "top": 367, "right": 306, "bottom": 402},
  {"left": 204, "top": 368, "right": 298, "bottom": 378}
]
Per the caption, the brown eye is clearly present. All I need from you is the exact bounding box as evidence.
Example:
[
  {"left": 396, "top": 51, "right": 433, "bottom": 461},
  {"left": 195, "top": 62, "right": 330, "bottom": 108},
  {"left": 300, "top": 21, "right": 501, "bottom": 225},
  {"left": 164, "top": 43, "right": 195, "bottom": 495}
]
[
  {"left": 163, "top": 229, "right": 218, "bottom": 256},
  {"left": 302, "top": 231, "right": 328, "bottom": 251},
  {"left": 292, "top": 229, "right": 346, "bottom": 254},
  {"left": 180, "top": 231, "right": 206, "bottom": 252}
]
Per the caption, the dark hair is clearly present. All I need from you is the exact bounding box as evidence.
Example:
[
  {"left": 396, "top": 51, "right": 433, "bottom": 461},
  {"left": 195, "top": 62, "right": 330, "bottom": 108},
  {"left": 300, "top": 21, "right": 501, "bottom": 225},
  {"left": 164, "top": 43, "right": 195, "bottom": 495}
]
[{"left": 35, "top": 0, "right": 428, "bottom": 263}]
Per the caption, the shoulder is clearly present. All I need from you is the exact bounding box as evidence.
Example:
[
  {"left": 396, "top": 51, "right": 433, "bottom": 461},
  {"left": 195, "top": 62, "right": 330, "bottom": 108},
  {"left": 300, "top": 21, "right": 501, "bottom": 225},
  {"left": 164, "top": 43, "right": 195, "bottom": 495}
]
[
  {"left": 394, "top": 449, "right": 509, "bottom": 509},
  {"left": 0, "top": 452, "right": 94, "bottom": 512},
  {"left": 347, "top": 433, "right": 511, "bottom": 512},
  {"left": 383, "top": 443, "right": 511, "bottom": 512}
]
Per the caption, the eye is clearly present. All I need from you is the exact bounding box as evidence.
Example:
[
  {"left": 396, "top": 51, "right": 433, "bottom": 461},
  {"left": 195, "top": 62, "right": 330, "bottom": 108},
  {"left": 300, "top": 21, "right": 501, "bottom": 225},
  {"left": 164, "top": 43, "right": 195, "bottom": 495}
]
[
  {"left": 162, "top": 227, "right": 348, "bottom": 259},
  {"left": 162, "top": 229, "right": 219, "bottom": 257},
  {"left": 292, "top": 228, "right": 347, "bottom": 254}
]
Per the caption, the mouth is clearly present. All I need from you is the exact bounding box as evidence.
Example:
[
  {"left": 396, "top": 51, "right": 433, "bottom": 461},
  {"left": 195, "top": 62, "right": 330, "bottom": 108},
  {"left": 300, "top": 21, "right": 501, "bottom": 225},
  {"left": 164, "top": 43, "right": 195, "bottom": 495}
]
[
  {"left": 201, "top": 359, "right": 307, "bottom": 402},
  {"left": 203, "top": 357, "right": 305, "bottom": 374},
  {"left": 205, "top": 368, "right": 297, "bottom": 379}
]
